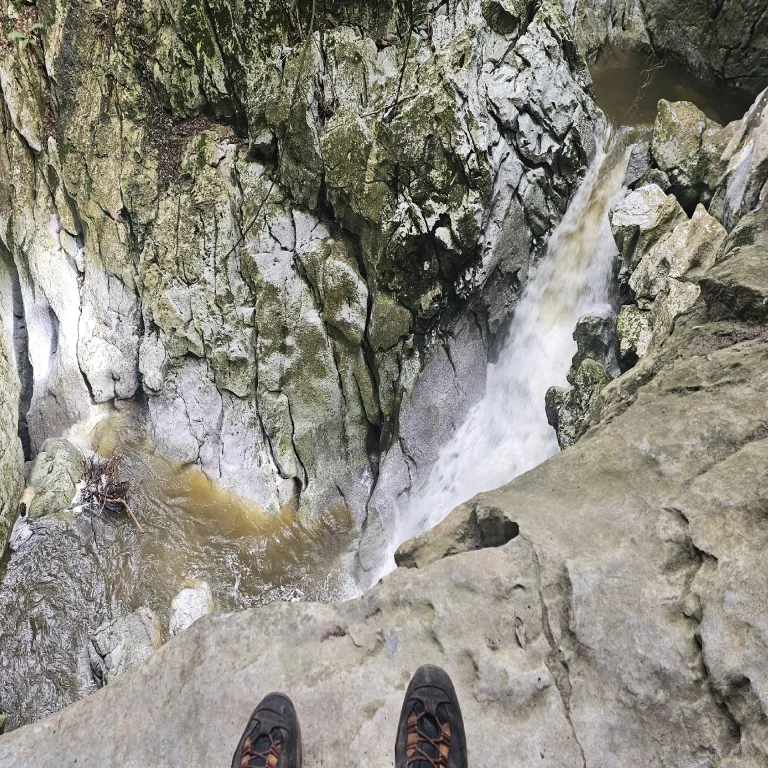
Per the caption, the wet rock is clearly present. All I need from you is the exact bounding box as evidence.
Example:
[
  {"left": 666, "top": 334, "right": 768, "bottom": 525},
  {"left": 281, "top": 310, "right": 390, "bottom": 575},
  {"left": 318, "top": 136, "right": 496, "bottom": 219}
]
[
  {"left": 710, "top": 88, "right": 768, "bottom": 230},
  {"left": 616, "top": 304, "right": 652, "bottom": 369},
  {"left": 394, "top": 502, "right": 519, "bottom": 569},
  {"left": 169, "top": 580, "right": 215, "bottom": 636},
  {"left": 609, "top": 184, "right": 688, "bottom": 269},
  {"left": 26, "top": 439, "right": 84, "bottom": 519},
  {"left": 623, "top": 141, "right": 652, "bottom": 188},
  {"left": 0, "top": 326, "right": 22, "bottom": 554},
  {"left": 569, "top": 313, "right": 619, "bottom": 378},
  {"left": 545, "top": 313, "right": 617, "bottom": 448},
  {"left": 546, "top": 358, "right": 612, "bottom": 448},
  {"left": 88, "top": 608, "right": 164, "bottom": 687},
  {"left": 0, "top": 0, "right": 602, "bottom": 531}
]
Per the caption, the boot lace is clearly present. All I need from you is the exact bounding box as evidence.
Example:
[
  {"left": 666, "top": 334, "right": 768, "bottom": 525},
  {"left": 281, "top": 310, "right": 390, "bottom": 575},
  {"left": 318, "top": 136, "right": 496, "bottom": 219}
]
[
  {"left": 406, "top": 710, "right": 451, "bottom": 767},
  {"left": 239, "top": 729, "right": 282, "bottom": 768}
]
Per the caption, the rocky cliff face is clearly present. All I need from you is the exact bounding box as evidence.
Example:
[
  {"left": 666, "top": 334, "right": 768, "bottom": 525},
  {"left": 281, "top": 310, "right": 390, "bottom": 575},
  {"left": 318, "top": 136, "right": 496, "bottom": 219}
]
[
  {"left": 3, "top": 0, "right": 768, "bottom": 762},
  {"left": 0, "top": 326, "right": 22, "bottom": 552},
  {"left": 3, "top": 86, "right": 768, "bottom": 763},
  {"left": 0, "top": 0, "right": 600, "bottom": 529}
]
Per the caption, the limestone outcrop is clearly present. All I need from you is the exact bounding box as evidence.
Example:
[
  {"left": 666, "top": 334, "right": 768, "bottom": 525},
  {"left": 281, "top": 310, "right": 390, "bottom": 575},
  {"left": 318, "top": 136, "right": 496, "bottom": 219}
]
[
  {"left": 0, "top": 0, "right": 600, "bottom": 528},
  {"left": 88, "top": 607, "right": 164, "bottom": 687},
  {"left": 2, "top": 173, "right": 768, "bottom": 763},
  {"left": 547, "top": 92, "right": 767, "bottom": 451},
  {"left": 0, "top": 330, "right": 22, "bottom": 555},
  {"left": 605, "top": 94, "right": 766, "bottom": 377}
]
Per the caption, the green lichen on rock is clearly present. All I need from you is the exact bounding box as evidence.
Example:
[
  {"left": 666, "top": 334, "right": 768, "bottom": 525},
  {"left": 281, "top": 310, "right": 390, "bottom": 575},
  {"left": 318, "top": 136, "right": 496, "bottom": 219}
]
[
  {"left": 0, "top": 328, "right": 22, "bottom": 553},
  {"left": 1, "top": 0, "right": 601, "bottom": 526},
  {"left": 546, "top": 313, "right": 616, "bottom": 449},
  {"left": 26, "top": 439, "right": 84, "bottom": 520},
  {"left": 651, "top": 99, "right": 724, "bottom": 210}
]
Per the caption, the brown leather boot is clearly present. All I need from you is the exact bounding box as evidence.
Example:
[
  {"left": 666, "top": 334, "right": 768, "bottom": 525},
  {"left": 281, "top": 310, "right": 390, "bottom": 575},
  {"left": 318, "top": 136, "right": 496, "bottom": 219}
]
[{"left": 395, "top": 665, "right": 468, "bottom": 768}]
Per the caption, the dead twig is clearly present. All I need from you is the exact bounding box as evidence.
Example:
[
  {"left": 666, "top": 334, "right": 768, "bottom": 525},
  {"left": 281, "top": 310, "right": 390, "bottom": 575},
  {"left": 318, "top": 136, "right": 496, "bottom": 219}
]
[
  {"left": 105, "top": 497, "right": 143, "bottom": 533},
  {"left": 360, "top": 92, "right": 419, "bottom": 118},
  {"left": 80, "top": 455, "right": 142, "bottom": 531}
]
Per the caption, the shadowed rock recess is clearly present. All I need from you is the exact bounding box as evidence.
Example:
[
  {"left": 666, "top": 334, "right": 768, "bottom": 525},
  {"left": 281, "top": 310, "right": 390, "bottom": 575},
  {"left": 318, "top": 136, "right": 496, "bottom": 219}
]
[{"left": 2, "top": 0, "right": 768, "bottom": 765}]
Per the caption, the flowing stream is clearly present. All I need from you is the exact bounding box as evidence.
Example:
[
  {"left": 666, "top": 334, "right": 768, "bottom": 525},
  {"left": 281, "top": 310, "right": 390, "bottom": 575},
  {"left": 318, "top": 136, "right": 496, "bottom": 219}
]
[
  {"left": 386, "top": 130, "right": 630, "bottom": 559},
  {"left": 374, "top": 51, "right": 750, "bottom": 567}
]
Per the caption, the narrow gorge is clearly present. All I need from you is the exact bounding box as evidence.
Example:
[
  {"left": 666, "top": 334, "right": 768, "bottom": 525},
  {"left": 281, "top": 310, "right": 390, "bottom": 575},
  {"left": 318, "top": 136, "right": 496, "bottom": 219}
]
[{"left": 0, "top": 0, "right": 767, "bottom": 765}]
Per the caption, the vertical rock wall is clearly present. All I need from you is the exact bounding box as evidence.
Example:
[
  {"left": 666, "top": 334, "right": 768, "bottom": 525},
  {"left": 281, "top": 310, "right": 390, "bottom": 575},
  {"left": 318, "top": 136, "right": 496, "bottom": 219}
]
[
  {"left": 0, "top": 293, "right": 22, "bottom": 552},
  {"left": 0, "top": 0, "right": 601, "bottom": 527}
]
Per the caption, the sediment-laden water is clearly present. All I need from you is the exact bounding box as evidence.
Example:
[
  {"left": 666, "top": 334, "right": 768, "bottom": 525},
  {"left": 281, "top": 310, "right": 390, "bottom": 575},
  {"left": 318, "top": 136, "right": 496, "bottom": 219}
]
[
  {"left": 0, "top": 405, "right": 357, "bottom": 728},
  {"left": 386, "top": 130, "right": 630, "bottom": 556}
]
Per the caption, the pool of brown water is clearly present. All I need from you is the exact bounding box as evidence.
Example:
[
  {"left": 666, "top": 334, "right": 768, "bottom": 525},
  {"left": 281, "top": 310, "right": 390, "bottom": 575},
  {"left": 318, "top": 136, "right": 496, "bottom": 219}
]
[
  {"left": 590, "top": 49, "right": 751, "bottom": 127},
  {"left": 0, "top": 405, "right": 357, "bottom": 730},
  {"left": 87, "top": 405, "right": 358, "bottom": 610}
]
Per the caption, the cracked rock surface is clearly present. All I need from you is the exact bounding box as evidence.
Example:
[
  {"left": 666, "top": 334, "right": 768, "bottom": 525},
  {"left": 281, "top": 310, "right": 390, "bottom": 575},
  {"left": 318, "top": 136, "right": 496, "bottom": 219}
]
[
  {"left": 0, "top": 0, "right": 600, "bottom": 529},
  {"left": 3, "top": 175, "right": 768, "bottom": 766}
]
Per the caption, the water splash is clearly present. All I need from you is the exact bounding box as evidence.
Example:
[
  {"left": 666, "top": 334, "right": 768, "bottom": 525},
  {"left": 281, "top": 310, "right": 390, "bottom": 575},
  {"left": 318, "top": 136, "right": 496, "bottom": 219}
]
[{"left": 388, "top": 130, "right": 631, "bottom": 561}]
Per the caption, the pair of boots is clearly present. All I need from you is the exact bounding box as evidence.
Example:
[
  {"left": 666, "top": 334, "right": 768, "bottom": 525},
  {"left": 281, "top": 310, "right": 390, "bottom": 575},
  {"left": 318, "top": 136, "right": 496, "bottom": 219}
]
[{"left": 232, "top": 665, "right": 467, "bottom": 768}]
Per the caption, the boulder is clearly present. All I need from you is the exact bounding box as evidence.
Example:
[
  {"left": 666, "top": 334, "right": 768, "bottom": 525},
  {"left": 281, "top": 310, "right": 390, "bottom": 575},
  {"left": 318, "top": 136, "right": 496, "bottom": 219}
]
[
  {"left": 88, "top": 608, "right": 164, "bottom": 687},
  {"left": 629, "top": 204, "right": 727, "bottom": 303},
  {"left": 650, "top": 100, "right": 721, "bottom": 209},
  {"left": 26, "top": 439, "right": 83, "bottom": 519},
  {"left": 568, "top": 313, "right": 618, "bottom": 380},
  {"left": 546, "top": 358, "right": 612, "bottom": 448},
  {"left": 169, "top": 580, "right": 215, "bottom": 636},
  {"left": 545, "top": 313, "right": 617, "bottom": 448},
  {"left": 609, "top": 184, "right": 688, "bottom": 269},
  {"left": 394, "top": 502, "right": 519, "bottom": 568},
  {"left": 616, "top": 304, "right": 652, "bottom": 369}
]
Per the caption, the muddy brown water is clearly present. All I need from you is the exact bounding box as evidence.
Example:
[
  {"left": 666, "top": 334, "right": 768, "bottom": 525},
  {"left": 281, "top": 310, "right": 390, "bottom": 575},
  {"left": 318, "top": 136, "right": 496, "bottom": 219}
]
[
  {"left": 0, "top": 405, "right": 356, "bottom": 730},
  {"left": 590, "top": 49, "right": 751, "bottom": 127}
]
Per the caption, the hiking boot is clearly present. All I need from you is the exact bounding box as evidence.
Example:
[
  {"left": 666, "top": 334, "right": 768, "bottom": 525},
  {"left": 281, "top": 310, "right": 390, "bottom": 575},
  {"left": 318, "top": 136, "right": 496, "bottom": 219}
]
[
  {"left": 395, "top": 665, "right": 468, "bottom": 768},
  {"left": 231, "top": 693, "right": 302, "bottom": 768}
]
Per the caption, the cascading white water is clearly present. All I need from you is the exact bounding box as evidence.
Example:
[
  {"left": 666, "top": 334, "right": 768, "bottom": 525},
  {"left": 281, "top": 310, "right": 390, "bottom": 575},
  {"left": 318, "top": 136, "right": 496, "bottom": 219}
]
[{"left": 388, "top": 130, "right": 631, "bottom": 559}]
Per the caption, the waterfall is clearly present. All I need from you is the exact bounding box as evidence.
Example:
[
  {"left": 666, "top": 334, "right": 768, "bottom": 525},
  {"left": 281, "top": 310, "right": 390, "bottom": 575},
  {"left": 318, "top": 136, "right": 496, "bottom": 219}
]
[{"left": 385, "top": 130, "right": 631, "bottom": 567}]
